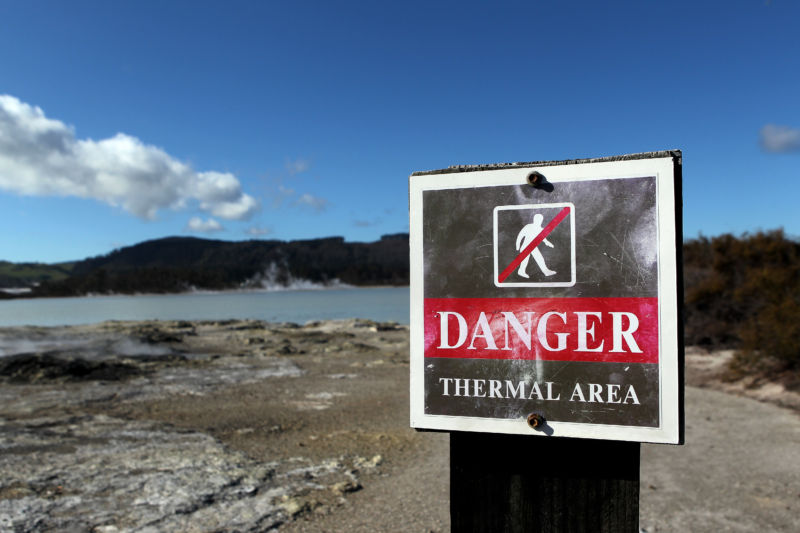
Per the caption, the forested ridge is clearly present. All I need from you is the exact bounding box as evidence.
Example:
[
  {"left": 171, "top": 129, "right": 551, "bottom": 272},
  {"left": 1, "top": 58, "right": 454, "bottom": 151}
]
[
  {"left": 1, "top": 234, "right": 409, "bottom": 297},
  {"left": 2, "top": 229, "right": 799, "bottom": 373}
]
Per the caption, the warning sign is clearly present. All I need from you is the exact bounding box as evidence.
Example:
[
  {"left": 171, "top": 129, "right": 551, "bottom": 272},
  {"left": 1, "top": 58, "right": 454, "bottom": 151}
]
[{"left": 409, "top": 152, "right": 683, "bottom": 444}]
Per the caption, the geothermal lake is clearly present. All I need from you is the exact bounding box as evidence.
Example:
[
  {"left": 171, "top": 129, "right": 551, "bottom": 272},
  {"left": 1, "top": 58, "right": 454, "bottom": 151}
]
[{"left": 0, "top": 287, "right": 410, "bottom": 327}]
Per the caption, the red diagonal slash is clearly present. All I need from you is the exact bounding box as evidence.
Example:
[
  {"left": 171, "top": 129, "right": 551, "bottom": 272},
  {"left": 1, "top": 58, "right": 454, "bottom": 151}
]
[{"left": 498, "top": 206, "right": 571, "bottom": 283}]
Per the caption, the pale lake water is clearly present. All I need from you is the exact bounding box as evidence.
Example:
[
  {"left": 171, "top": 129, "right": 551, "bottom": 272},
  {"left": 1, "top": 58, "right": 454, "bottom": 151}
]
[{"left": 0, "top": 287, "right": 410, "bottom": 327}]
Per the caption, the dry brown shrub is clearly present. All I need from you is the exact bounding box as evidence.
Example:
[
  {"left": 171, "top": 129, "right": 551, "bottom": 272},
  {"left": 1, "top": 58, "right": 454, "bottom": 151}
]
[{"left": 683, "top": 229, "right": 800, "bottom": 373}]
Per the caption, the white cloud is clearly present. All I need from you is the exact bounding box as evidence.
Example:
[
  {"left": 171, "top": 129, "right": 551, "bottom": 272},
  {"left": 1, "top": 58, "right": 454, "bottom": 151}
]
[
  {"left": 295, "top": 193, "right": 329, "bottom": 212},
  {"left": 185, "top": 217, "right": 224, "bottom": 233},
  {"left": 0, "top": 94, "right": 260, "bottom": 220},
  {"left": 285, "top": 158, "right": 310, "bottom": 175},
  {"left": 270, "top": 184, "right": 296, "bottom": 208},
  {"left": 353, "top": 218, "right": 382, "bottom": 228},
  {"left": 277, "top": 184, "right": 295, "bottom": 196},
  {"left": 760, "top": 124, "right": 800, "bottom": 153},
  {"left": 245, "top": 225, "right": 273, "bottom": 236}
]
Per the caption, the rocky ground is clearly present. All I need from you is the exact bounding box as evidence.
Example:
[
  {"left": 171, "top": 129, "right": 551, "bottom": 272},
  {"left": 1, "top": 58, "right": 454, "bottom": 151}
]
[
  {"left": 0, "top": 321, "right": 797, "bottom": 532},
  {"left": 0, "top": 319, "right": 417, "bottom": 532}
]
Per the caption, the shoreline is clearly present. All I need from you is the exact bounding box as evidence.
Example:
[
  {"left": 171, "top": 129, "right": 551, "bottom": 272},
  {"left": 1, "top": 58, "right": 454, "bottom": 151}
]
[
  {"left": 0, "top": 288, "right": 411, "bottom": 328},
  {"left": 0, "top": 283, "right": 409, "bottom": 301}
]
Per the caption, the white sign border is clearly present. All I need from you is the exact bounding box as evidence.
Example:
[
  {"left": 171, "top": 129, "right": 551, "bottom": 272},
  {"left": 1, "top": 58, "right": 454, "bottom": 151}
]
[{"left": 409, "top": 155, "right": 682, "bottom": 444}]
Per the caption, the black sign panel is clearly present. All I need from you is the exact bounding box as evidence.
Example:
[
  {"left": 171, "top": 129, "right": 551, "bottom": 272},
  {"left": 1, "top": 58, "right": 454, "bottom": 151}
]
[{"left": 410, "top": 152, "right": 683, "bottom": 444}]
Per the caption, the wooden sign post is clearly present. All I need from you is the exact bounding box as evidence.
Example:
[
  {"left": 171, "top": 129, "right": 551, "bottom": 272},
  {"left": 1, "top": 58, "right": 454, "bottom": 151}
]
[
  {"left": 451, "top": 433, "right": 639, "bottom": 532},
  {"left": 409, "top": 152, "right": 684, "bottom": 531}
]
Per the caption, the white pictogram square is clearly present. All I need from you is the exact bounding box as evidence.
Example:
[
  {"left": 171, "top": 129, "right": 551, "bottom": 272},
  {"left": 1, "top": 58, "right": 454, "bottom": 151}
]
[{"left": 493, "top": 202, "right": 576, "bottom": 287}]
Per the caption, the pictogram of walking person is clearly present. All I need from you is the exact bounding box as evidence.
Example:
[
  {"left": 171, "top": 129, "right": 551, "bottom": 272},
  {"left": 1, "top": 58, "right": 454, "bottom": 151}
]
[{"left": 516, "top": 213, "right": 557, "bottom": 278}]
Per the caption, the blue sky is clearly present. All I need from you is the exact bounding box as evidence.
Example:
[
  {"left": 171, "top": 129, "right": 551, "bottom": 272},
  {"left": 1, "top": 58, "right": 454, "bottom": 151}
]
[{"left": 1, "top": 1, "right": 798, "bottom": 263}]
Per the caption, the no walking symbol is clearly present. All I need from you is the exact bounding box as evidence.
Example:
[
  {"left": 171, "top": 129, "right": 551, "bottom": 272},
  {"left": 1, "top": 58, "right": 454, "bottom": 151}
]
[{"left": 493, "top": 202, "right": 576, "bottom": 287}]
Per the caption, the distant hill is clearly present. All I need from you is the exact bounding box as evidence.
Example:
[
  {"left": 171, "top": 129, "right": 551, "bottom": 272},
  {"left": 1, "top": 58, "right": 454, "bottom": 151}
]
[
  {"left": 5, "top": 229, "right": 799, "bottom": 360},
  {"left": 2, "top": 234, "right": 409, "bottom": 298},
  {"left": 0, "top": 261, "right": 75, "bottom": 288},
  {"left": 4, "top": 229, "right": 796, "bottom": 378}
]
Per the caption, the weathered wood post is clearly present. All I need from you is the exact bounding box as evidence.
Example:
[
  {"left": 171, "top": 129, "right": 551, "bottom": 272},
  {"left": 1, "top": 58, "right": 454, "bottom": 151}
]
[
  {"left": 451, "top": 433, "right": 639, "bottom": 532},
  {"left": 409, "top": 152, "right": 684, "bottom": 531}
]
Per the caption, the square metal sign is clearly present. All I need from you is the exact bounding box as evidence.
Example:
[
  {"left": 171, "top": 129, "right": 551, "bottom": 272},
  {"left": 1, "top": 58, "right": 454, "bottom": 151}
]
[{"left": 409, "top": 152, "right": 683, "bottom": 444}]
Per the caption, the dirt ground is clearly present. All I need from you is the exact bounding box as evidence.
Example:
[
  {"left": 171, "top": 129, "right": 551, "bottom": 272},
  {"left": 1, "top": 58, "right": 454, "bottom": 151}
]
[
  {"left": 281, "top": 348, "right": 800, "bottom": 533},
  {"left": 1, "top": 321, "right": 798, "bottom": 532}
]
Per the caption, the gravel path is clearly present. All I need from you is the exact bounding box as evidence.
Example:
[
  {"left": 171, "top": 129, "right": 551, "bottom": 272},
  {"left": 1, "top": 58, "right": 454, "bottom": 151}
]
[
  {"left": 639, "top": 386, "right": 799, "bottom": 533},
  {"left": 283, "top": 386, "right": 799, "bottom": 533},
  {"left": 281, "top": 432, "right": 450, "bottom": 533}
]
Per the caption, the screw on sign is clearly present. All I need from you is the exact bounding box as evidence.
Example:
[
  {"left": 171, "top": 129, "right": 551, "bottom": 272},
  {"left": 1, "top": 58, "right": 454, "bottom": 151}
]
[{"left": 526, "top": 412, "right": 545, "bottom": 429}]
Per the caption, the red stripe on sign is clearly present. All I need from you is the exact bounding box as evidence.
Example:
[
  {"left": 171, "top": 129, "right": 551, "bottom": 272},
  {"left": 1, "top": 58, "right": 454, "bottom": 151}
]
[
  {"left": 497, "top": 206, "right": 571, "bottom": 283},
  {"left": 424, "top": 297, "right": 659, "bottom": 364}
]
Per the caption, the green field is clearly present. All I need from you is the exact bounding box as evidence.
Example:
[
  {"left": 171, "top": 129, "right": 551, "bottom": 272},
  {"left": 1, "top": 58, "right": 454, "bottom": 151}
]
[{"left": 0, "top": 261, "right": 75, "bottom": 287}]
